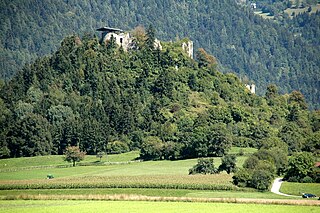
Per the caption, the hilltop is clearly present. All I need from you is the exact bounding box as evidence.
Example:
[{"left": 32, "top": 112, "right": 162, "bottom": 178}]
[
  {"left": 0, "top": 27, "right": 318, "bottom": 161},
  {"left": 0, "top": 0, "right": 319, "bottom": 109}
]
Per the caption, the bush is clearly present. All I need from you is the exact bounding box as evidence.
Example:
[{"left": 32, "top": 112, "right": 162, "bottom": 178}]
[
  {"left": 189, "top": 158, "right": 218, "bottom": 175},
  {"left": 218, "top": 154, "right": 237, "bottom": 174},
  {"left": 232, "top": 168, "right": 252, "bottom": 187},
  {"left": 243, "top": 155, "right": 259, "bottom": 170},
  {"left": 284, "top": 152, "right": 315, "bottom": 182},
  {"left": 301, "top": 176, "right": 314, "bottom": 183},
  {"left": 107, "top": 141, "right": 129, "bottom": 154},
  {"left": 140, "top": 136, "right": 164, "bottom": 160},
  {"left": 238, "top": 149, "right": 244, "bottom": 156},
  {"left": 287, "top": 176, "right": 300, "bottom": 182},
  {"left": 162, "top": 142, "right": 183, "bottom": 160},
  {"left": 256, "top": 160, "right": 276, "bottom": 175},
  {"left": 251, "top": 170, "right": 274, "bottom": 191}
]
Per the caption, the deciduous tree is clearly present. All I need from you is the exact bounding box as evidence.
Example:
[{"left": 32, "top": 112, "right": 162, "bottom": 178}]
[{"left": 64, "top": 146, "right": 86, "bottom": 167}]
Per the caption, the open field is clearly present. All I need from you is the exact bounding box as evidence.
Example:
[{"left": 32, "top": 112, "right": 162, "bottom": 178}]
[
  {"left": 281, "top": 182, "right": 320, "bottom": 197},
  {"left": 0, "top": 148, "right": 254, "bottom": 171},
  {"left": 0, "top": 151, "right": 140, "bottom": 170},
  {"left": 0, "top": 150, "right": 251, "bottom": 181},
  {"left": 255, "top": 4, "right": 320, "bottom": 19},
  {"left": 1, "top": 148, "right": 318, "bottom": 208},
  {"left": 0, "top": 200, "right": 319, "bottom": 213},
  {"left": 284, "top": 4, "right": 320, "bottom": 16}
]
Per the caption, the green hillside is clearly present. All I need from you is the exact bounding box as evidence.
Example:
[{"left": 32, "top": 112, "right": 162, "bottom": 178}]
[
  {"left": 0, "top": 0, "right": 319, "bottom": 108},
  {"left": 0, "top": 28, "right": 318, "bottom": 161}
]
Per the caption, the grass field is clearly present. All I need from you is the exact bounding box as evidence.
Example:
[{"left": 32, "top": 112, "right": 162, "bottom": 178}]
[
  {"left": 0, "top": 151, "right": 251, "bottom": 181},
  {"left": 284, "top": 4, "right": 320, "bottom": 16},
  {"left": 0, "top": 151, "right": 140, "bottom": 170},
  {"left": 255, "top": 4, "right": 320, "bottom": 19},
  {"left": 281, "top": 182, "right": 320, "bottom": 197},
  {"left": 1, "top": 148, "right": 319, "bottom": 209},
  {"left": 0, "top": 200, "right": 319, "bottom": 213}
]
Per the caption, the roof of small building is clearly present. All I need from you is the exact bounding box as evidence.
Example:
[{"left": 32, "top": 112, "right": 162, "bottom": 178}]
[{"left": 96, "top": 27, "right": 124, "bottom": 33}]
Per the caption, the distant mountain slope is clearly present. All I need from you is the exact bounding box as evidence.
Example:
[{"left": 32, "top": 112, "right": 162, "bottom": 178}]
[{"left": 0, "top": 0, "right": 319, "bottom": 108}]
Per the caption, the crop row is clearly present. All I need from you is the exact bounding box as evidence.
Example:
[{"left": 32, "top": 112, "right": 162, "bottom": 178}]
[{"left": 0, "top": 175, "right": 250, "bottom": 191}]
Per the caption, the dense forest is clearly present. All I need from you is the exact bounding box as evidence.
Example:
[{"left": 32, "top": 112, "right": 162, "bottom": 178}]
[
  {"left": 0, "top": 0, "right": 319, "bottom": 109},
  {"left": 0, "top": 27, "right": 319, "bottom": 162}
]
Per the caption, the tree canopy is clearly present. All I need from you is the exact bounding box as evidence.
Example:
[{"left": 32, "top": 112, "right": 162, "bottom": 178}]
[
  {"left": 0, "top": 0, "right": 319, "bottom": 109},
  {"left": 0, "top": 30, "right": 318, "bottom": 162}
]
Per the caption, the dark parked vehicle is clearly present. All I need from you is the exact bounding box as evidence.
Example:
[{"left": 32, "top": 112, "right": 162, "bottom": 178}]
[{"left": 302, "top": 193, "right": 316, "bottom": 198}]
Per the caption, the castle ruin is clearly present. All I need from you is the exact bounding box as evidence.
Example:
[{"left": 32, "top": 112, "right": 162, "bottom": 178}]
[
  {"left": 245, "top": 84, "right": 256, "bottom": 94},
  {"left": 97, "top": 27, "right": 193, "bottom": 58},
  {"left": 182, "top": 40, "right": 193, "bottom": 59},
  {"left": 97, "top": 27, "right": 132, "bottom": 50}
]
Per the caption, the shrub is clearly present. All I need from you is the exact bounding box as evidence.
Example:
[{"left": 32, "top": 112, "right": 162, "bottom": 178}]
[
  {"left": 162, "top": 141, "right": 183, "bottom": 160},
  {"left": 238, "top": 149, "right": 244, "bottom": 156},
  {"left": 218, "top": 154, "right": 237, "bottom": 174},
  {"left": 96, "top": 151, "right": 105, "bottom": 161},
  {"left": 189, "top": 158, "right": 218, "bottom": 175},
  {"left": 107, "top": 141, "right": 129, "bottom": 154},
  {"left": 140, "top": 136, "right": 164, "bottom": 160},
  {"left": 232, "top": 168, "right": 252, "bottom": 187},
  {"left": 256, "top": 160, "right": 276, "bottom": 175},
  {"left": 251, "top": 170, "right": 274, "bottom": 191},
  {"left": 301, "top": 176, "right": 314, "bottom": 183},
  {"left": 284, "top": 152, "right": 315, "bottom": 182},
  {"left": 287, "top": 176, "right": 300, "bottom": 182},
  {"left": 243, "top": 155, "right": 259, "bottom": 170}
]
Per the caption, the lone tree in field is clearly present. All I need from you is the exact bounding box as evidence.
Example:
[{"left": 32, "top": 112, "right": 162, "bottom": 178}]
[
  {"left": 219, "top": 154, "right": 237, "bottom": 174},
  {"left": 64, "top": 146, "right": 86, "bottom": 167},
  {"left": 96, "top": 151, "right": 105, "bottom": 162},
  {"left": 189, "top": 158, "right": 218, "bottom": 175}
]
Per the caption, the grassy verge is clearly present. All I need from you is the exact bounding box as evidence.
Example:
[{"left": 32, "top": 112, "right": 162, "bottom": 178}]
[
  {"left": 0, "top": 188, "right": 293, "bottom": 199},
  {"left": 280, "top": 182, "right": 320, "bottom": 196},
  {"left": 0, "top": 200, "right": 319, "bottom": 213}
]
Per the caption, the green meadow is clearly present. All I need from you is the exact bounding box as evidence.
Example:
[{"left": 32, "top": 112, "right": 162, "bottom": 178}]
[
  {"left": 0, "top": 200, "right": 318, "bottom": 213},
  {"left": 0, "top": 148, "right": 319, "bottom": 212},
  {"left": 281, "top": 182, "right": 320, "bottom": 197}
]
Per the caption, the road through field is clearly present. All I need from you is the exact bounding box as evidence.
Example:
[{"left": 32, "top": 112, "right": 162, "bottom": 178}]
[{"left": 271, "top": 178, "right": 300, "bottom": 198}]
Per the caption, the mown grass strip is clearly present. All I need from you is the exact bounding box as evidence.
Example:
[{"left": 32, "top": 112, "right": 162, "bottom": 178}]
[
  {"left": 0, "top": 194, "right": 319, "bottom": 206},
  {"left": 0, "top": 188, "right": 298, "bottom": 200},
  {"left": 1, "top": 200, "right": 319, "bottom": 213}
]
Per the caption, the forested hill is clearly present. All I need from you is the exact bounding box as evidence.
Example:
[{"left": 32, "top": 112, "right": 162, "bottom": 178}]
[
  {"left": 1, "top": 0, "right": 319, "bottom": 109},
  {"left": 0, "top": 30, "right": 319, "bottom": 159}
]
